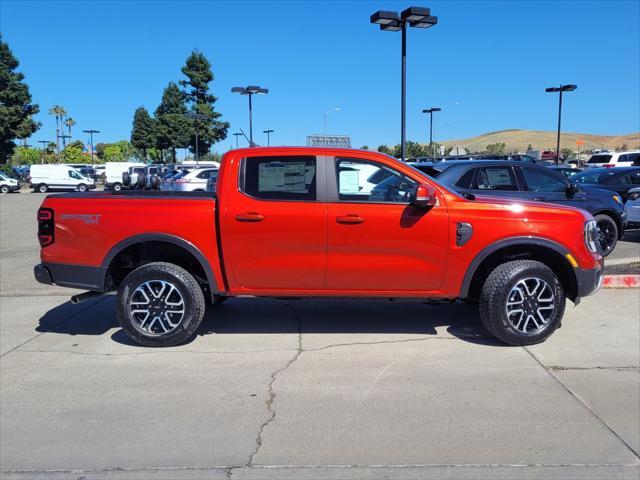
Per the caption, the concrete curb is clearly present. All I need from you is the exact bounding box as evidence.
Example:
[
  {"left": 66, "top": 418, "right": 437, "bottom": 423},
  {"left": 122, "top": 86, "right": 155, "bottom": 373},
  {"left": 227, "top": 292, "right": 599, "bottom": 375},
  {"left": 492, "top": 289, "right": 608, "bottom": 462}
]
[
  {"left": 602, "top": 274, "right": 640, "bottom": 288},
  {"left": 605, "top": 256, "right": 640, "bottom": 266}
]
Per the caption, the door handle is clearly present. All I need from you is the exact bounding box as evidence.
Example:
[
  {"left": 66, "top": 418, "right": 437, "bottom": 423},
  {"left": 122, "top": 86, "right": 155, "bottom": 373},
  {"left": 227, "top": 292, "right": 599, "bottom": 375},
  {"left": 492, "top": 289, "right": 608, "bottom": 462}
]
[
  {"left": 236, "top": 212, "right": 264, "bottom": 222},
  {"left": 336, "top": 214, "right": 365, "bottom": 224}
]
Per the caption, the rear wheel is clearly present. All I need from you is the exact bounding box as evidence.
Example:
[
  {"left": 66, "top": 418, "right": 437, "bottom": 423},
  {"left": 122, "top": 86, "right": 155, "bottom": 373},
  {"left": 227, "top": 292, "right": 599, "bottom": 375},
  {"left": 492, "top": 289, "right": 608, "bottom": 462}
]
[
  {"left": 594, "top": 214, "right": 618, "bottom": 256},
  {"left": 37, "top": 184, "right": 48, "bottom": 193},
  {"left": 479, "top": 260, "right": 565, "bottom": 346},
  {"left": 116, "top": 262, "right": 206, "bottom": 347}
]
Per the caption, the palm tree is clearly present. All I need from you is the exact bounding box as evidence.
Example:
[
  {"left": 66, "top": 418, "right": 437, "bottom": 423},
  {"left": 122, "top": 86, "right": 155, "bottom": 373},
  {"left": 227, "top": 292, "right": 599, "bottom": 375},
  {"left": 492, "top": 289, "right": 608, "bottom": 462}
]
[
  {"left": 64, "top": 117, "right": 76, "bottom": 139},
  {"left": 48, "top": 105, "right": 67, "bottom": 154}
]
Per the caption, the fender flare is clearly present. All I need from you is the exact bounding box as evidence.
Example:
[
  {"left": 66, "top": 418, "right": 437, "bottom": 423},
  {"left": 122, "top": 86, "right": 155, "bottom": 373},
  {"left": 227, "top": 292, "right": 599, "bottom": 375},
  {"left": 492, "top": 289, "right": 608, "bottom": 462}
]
[
  {"left": 459, "top": 236, "right": 574, "bottom": 298},
  {"left": 102, "top": 233, "right": 219, "bottom": 296}
]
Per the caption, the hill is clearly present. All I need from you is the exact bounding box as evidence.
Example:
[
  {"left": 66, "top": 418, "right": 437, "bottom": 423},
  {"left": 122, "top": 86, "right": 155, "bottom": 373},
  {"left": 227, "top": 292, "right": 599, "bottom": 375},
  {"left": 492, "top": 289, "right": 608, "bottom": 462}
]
[{"left": 439, "top": 130, "right": 640, "bottom": 153}]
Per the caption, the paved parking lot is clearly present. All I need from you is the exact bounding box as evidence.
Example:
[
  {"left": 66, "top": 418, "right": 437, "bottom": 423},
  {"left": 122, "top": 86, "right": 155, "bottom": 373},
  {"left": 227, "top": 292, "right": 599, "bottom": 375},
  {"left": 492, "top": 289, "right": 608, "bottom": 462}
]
[{"left": 1, "top": 192, "right": 639, "bottom": 479}]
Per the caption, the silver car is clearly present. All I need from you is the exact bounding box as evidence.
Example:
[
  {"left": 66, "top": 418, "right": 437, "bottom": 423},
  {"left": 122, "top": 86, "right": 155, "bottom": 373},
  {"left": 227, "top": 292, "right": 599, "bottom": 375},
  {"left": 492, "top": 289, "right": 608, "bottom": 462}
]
[
  {"left": 171, "top": 168, "right": 218, "bottom": 192},
  {"left": 625, "top": 187, "right": 640, "bottom": 228}
]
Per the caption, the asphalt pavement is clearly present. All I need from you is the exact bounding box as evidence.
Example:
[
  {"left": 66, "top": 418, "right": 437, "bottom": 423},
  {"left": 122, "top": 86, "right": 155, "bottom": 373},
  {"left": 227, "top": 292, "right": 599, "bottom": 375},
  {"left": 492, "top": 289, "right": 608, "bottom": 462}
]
[{"left": 1, "top": 192, "right": 639, "bottom": 479}]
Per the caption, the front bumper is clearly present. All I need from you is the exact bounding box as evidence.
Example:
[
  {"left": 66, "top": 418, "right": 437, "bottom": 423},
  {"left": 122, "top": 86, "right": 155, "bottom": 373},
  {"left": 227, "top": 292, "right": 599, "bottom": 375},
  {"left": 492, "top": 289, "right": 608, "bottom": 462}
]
[{"left": 575, "top": 266, "right": 603, "bottom": 299}]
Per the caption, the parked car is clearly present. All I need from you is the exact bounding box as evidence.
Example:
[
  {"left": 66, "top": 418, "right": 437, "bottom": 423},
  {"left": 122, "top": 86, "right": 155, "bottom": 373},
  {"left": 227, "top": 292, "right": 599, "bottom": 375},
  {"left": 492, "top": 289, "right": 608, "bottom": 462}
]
[
  {"left": 104, "top": 162, "right": 144, "bottom": 191},
  {"left": 584, "top": 151, "right": 640, "bottom": 169},
  {"left": 625, "top": 187, "right": 640, "bottom": 228},
  {"left": 571, "top": 167, "right": 640, "bottom": 202},
  {"left": 411, "top": 160, "right": 626, "bottom": 255},
  {"left": 549, "top": 165, "right": 582, "bottom": 178},
  {"left": 35, "top": 147, "right": 603, "bottom": 348},
  {"left": 29, "top": 164, "right": 95, "bottom": 193},
  {"left": 160, "top": 170, "right": 190, "bottom": 191},
  {"left": 171, "top": 168, "right": 218, "bottom": 192},
  {"left": 0, "top": 171, "right": 20, "bottom": 193},
  {"left": 541, "top": 150, "right": 562, "bottom": 162}
]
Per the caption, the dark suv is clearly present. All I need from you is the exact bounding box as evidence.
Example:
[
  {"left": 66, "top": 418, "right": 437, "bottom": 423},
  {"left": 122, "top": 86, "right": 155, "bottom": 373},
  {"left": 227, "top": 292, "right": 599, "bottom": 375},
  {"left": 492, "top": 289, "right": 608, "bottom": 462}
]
[{"left": 411, "top": 161, "right": 626, "bottom": 255}]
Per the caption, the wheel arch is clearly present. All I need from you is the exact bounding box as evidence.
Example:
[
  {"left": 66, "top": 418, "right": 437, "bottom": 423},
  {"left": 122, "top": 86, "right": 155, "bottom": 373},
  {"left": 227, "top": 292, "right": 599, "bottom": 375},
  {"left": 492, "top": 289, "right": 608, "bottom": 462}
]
[
  {"left": 591, "top": 209, "right": 624, "bottom": 239},
  {"left": 102, "top": 234, "right": 219, "bottom": 301},
  {"left": 460, "top": 237, "right": 579, "bottom": 302}
]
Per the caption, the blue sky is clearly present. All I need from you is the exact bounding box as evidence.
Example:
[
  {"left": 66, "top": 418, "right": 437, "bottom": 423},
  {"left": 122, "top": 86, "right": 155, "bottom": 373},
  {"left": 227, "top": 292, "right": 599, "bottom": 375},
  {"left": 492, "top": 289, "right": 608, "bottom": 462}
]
[{"left": 2, "top": 0, "right": 639, "bottom": 152}]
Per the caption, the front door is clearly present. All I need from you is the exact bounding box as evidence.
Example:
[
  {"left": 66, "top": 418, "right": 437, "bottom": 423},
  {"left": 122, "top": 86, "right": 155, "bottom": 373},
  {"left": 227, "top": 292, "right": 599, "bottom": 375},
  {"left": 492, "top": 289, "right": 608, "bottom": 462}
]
[
  {"left": 518, "top": 166, "right": 576, "bottom": 206},
  {"left": 224, "top": 154, "right": 327, "bottom": 292},
  {"left": 325, "top": 157, "right": 448, "bottom": 293}
]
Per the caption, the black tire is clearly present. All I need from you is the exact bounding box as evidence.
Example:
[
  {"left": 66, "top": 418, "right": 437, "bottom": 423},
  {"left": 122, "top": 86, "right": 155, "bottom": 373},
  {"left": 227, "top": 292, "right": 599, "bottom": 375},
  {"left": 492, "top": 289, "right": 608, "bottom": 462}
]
[
  {"left": 113, "top": 182, "right": 123, "bottom": 192},
  {"left": 0, "top": 185, "right": 9, "bottom": 194},
  {"left": 116, "top": 262, "right": 206, "bottom": 347},
  {"left": 37, "top": 183, "right": 48, "bottom": 193},
  {"left": 594, "top": 214, "right": 618, "bottom": 257},
  {"left": 122, "top": 172, "right": 130, "bottom": 187},
  {"left": 77, "top": 183, "right": 87, "bottom": 192},
  {"left": 479, "top": 260, "right": 565, "bottom": 346}
]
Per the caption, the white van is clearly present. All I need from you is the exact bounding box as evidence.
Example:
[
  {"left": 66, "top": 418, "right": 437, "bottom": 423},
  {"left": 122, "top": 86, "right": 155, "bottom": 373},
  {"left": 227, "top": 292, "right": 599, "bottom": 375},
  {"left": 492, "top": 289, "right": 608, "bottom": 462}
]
[
  {"left": 104, "top": 162, "right": 143, "bottom": 191},
  {"left": 0, "top": 172, "right": 20, "bottom": 193},
  {"left": 30, "top": 165, "right": 96, "bottom": 193}
]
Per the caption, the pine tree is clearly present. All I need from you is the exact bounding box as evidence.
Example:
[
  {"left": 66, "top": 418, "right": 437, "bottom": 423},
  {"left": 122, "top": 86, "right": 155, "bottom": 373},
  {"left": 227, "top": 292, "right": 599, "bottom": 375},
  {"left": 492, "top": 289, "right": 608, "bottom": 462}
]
[
  {"left": 130, "top": 106, "right": 156, "bottom": 161},
  {"left": 180, "top": 50, "right": 229, "bottom": 155},
  {"left": 0, "top": 34, "right": 40, "bottom": 163},
  {"left": 154, "top": 82, "right": 191, "bottom": 161}
]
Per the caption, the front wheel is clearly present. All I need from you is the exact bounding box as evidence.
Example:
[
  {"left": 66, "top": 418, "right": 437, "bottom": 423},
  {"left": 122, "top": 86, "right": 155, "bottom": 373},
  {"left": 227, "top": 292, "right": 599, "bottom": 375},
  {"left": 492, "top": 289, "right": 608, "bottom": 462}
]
[
  {"left": 0, "top": 185, "right": 9, "bottom": 194},
  {"left": 594, "top": 214, "right": 618, "bottom": 257},
  {"left": 113, "top": 182, "right": 123, "bottom": 192},
  {"left": 77, "top": 183, "right": 88, "bottom": 192},
  {"left": 479, "top": 260, "right": 565, "bottom": 346},
  {"left": 116, "top": 262, "right": 206, "bottom": 347}
]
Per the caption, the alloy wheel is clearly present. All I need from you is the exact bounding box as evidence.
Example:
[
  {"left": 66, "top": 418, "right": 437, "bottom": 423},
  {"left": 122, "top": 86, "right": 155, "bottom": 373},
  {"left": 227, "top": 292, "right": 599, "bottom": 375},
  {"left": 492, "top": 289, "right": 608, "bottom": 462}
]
[
  {"left": 505, "top": 277, "right": 555, "bottom": 335},
  {"left": 129, "top": 280, "right": 185, "bottom": 335}
]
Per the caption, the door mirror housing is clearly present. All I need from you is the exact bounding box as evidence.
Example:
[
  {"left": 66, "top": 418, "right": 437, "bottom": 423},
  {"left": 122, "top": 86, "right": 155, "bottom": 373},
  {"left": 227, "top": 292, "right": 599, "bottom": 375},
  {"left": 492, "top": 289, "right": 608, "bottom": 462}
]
[
  {"left": 411, "top": 184, "right": 437, "bottom": 207},
  {"left": 566, "top": 182, "right": 579, "bottom": 197}
]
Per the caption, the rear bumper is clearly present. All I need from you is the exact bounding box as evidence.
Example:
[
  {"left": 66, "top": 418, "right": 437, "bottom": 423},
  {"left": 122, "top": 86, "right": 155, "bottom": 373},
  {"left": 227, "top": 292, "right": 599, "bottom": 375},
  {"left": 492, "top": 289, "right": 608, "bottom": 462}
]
[{"left": 34, "top": 263, "right": 107, "bottom": 291}]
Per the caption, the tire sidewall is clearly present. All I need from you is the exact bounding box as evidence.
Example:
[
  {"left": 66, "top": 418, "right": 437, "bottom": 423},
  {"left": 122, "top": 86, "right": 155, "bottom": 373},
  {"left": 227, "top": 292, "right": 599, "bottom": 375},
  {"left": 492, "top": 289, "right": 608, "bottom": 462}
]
[
  {"left": 489, "top": 263, "right": 565, "bottom": 345},
  {"left": 116, "top": 264, "right": 204, "bottom": 347},
  {"left": 77, "top": 183, "right": 87, "bottom": 192},
  {"left": 113, "top": 183, "right": 123, "bottom": 192},
  {"left": 38, "top": 184, "right": 48, "bottom": 193},
  {"left": 0, "top": 185, "right": 9, "bottom": 194}
]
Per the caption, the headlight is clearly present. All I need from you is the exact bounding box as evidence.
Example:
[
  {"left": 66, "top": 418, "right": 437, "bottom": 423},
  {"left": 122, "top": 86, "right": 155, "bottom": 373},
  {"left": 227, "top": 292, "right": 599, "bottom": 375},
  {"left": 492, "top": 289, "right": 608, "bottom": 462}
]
[
  {"left": 584, "top": 220, "right": 599, "bottom": 253},
  {"left": 612, "top": 195, "right": 623, "bottom": 205}
]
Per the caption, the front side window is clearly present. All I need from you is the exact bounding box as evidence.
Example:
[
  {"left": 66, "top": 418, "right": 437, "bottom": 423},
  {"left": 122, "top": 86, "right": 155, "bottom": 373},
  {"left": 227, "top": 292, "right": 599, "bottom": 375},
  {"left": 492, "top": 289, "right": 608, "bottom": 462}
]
[
  {"left": 474, "top": 167, "right": 518, "bottom": 191},
  {"left": 242, "top": 156, "right": 316, "bottom": 201},
  {"left": 629, "top": 172, "right": 640, "bottom": 184},
  {"left": 335, "top": 158, "right": 417, "bottom": 203},
  {"left": 69, "top": 170, "right": 82, "bottom": 180},
  {"left": 196, "top": 169, "right": 216, "bottom": 179},
  {"left": 521, "top": 167, "right": 567, "bottom": 192}
]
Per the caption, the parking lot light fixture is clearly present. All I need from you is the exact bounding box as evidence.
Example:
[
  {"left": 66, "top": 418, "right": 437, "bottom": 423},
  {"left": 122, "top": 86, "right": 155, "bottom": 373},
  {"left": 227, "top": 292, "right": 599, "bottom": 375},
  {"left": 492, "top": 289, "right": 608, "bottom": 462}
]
[
  {"left": 545, "top": 84, "right": 577, "bottom": 165},
  {"left": 233, "top": 132, "right": 243, "bottom": 149},
  {"left": 371, "top": 6, "right": 438, "bottom": 162},
  {"left": 82, "top": 129, "right": 100, "bottom": 164},
  {"left": 37, "top": 140, "right": 49, "bottom": 164},
  {"left": 231, "top": 85, "right": 269, "bottom": 146},
  {"left": 422, "top": 107, "right": 441, "bottom": 158},
  {"left": 263, "top": 129, "right": 274, "bottom": 146},
  {"left": 323, "top": 107, "right": 340, "bottom": 139},
  {"left": 185, "top": 113, "right": 207, "bottom": 165}
]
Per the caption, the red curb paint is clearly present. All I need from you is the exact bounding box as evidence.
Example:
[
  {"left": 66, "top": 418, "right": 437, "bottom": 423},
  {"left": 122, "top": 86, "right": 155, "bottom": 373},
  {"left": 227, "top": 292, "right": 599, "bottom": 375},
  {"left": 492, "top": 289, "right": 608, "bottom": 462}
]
[{"left": 602, "top": 275, "right": 640, "bottom": 288}]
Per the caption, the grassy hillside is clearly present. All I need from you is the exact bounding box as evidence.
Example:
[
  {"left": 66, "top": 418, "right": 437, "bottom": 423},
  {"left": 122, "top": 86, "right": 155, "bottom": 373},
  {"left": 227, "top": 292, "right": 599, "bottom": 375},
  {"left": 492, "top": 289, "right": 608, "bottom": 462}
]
[{"left": 439, "top": 130, "right": 640, "bottom": 153}]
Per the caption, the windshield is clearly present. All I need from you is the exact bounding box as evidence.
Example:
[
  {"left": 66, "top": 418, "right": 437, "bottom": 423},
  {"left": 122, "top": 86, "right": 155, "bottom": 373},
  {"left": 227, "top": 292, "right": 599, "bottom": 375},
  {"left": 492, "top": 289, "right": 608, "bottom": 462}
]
[{"left": 588, "top": 154, "right": 612, "bottom": 164}]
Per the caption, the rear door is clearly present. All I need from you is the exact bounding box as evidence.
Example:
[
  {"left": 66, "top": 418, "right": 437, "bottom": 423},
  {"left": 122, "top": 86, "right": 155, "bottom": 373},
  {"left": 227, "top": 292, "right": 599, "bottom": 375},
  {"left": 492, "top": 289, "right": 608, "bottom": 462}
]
[
  {"left": 325, "top": 156, "right": 448, "bottom": 292},
  {"left": 223, "top": 154, "right": 327, "bottom": 291}
]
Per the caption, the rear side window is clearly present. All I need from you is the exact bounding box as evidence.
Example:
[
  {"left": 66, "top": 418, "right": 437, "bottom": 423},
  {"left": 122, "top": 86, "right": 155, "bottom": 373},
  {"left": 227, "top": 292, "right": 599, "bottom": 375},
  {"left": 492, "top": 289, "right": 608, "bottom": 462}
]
[
  {"left": 588, "top": 154, "right": 612, "bottom": 164},
  {"left": 241, "top": 156, "right": 316, "bottom": 201},
  {"left": 629, "top": 172, "right": 640, "bottom": 184},
  {"left": 196, "top": 169, "right": 217, "bottom": 179},
  {"left": 629, "top": 153, "right": 640, "bottom": 166},
  {"left": 474, "top": 167, "right": 518, "bottom": 191},
  {"left": 455, "top": 169, "right": 475, "bottom": 189}
]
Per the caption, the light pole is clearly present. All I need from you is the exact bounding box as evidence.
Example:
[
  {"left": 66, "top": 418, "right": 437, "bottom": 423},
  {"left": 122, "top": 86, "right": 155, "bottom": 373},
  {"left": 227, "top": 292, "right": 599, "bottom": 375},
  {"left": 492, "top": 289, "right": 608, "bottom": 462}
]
[
  {"left": 37, "top": 140, "right": 49, "bottom": 164},
  {"left": 231, "top": 85, "right": 268, "bottom": 146},
  {"left": 82, "top": 129, "right": 100, "bottom": 164},
  {"left": 371, "top": 7, "right": 438, "bottom": 162},
  {"left": 323, "top": 107, "right": 340, "bottom": 141},
  {"left": 263, "top": 129, "right": 274, "bottom": 146},
  {"left": 545, "top": 84, "right": 577, "bottom": 165},
  {"left": 233, "top": 132, "right": 243, "bottom": 149},
  {"left": 186, "top": 113, "right": 207, "bottom": 166},
  {"left": 422, "top": 107, "right": 441, "bottom": 158}
]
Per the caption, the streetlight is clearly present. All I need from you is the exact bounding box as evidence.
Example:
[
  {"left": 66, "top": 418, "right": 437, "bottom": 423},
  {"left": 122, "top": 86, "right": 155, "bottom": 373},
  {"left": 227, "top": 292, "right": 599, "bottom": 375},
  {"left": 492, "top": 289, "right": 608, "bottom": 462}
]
[
  {"left": 37, "top": 140, "right": 49, "bottom": 164},
  {"left": 545, "top": 84, "right": 577, "bottom": 165},
  {"left": 371, "top": 6, "right": 438, "bottom": 162},
  {"left": 422, "top": 107, "right": 441, "bottom": 158},
  {"left": 231, "top": 85, "right": 268, "bottom": 146},
  {"left": 233, "top": 132, "right": 243, "bottom": 149},
  {"left": 263, "top": 129, "right": 274, "bottom": 146},
  {"left": 185, "top": 112, "right": 207, "bottom": 165},
  {"left": 82, "top": 129, "right": 100, "bottom": 164},
  {"left": 323, "top": 107, "right": 340, "bottom": 140}
]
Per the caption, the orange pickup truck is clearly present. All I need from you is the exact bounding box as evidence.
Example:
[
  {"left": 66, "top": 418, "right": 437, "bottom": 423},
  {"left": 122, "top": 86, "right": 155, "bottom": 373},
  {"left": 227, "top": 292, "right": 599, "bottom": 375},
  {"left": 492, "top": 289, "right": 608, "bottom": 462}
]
[{"left": 35, "top": 147, "right": 603, "bottom": 347}]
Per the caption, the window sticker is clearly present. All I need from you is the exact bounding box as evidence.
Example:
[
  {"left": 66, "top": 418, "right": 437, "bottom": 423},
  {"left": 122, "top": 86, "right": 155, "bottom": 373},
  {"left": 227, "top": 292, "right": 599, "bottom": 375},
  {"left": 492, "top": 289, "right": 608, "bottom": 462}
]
[
  {"left": 339, "top": 170, "right": 360, "bottom": 194},
  {"left": 258, "top": 162, "right": 308, "bottom": 193}
]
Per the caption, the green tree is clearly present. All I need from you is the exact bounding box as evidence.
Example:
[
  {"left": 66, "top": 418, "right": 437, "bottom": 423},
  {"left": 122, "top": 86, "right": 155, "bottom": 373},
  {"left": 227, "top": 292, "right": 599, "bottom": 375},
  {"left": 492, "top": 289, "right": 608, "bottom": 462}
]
[
  {"left": 9, "top": 145, "right": 40, "bottom": 165},
  {"left": 377, "top": 145, "right": 392, "bottom": 155},
  {"left": 0, "top": 34, "right": 40, "bottom": 163},
  {"left": 64, "top": 117, "right": 76, "bottom": 138},
  {"left": 103, "top": 141, "right": 134, "bottom": 162},
  {"left": 130, "top": 106, "right": 157, "bottom": 160},
  {"left": 95, "top": 142, "right": 106, "bottom": 160},
  {"left": 561, "top": 147, "right": 574, "bottom": 160},
  {"left": 154, "top": 82, "right": 191, "bottom": 161},
  {"left": 61, "top": 144, "right": 84, "bottom": 163},
  {"left": 360, "top": 145, "right": 369, "bottom": 150},
  {"left": 48, "top": 105, "right": 67, "bottom": 153},
  {"left": 486, "top": 142, "right": 507, "bottom": 154},
  {"left": 180, "top": 50, "right": 229, "bottom": 155},
  {"left": 526, "top": 143, "right": 533, "bottom": 151}
]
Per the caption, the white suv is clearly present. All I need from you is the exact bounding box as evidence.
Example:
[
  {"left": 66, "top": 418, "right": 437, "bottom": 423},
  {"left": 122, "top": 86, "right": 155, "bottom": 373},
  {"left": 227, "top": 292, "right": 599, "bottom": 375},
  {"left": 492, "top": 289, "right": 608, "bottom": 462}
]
[
  {"left": 585, "top": 150, "right": 640, "bottom": 169},
  {"left": 171, "top": 168, "right": 218, "bottom": 192}
]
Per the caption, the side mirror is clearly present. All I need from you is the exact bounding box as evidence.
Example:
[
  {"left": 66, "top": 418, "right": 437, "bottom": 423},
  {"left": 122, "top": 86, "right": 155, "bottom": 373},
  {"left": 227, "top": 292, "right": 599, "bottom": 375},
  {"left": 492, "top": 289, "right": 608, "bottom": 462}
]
[
  {"left": 566, "top": 182, "right": 579, "bottom": 197},
  {"left": 411, "top": 184, "right": 438, "bottom": 207}
]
